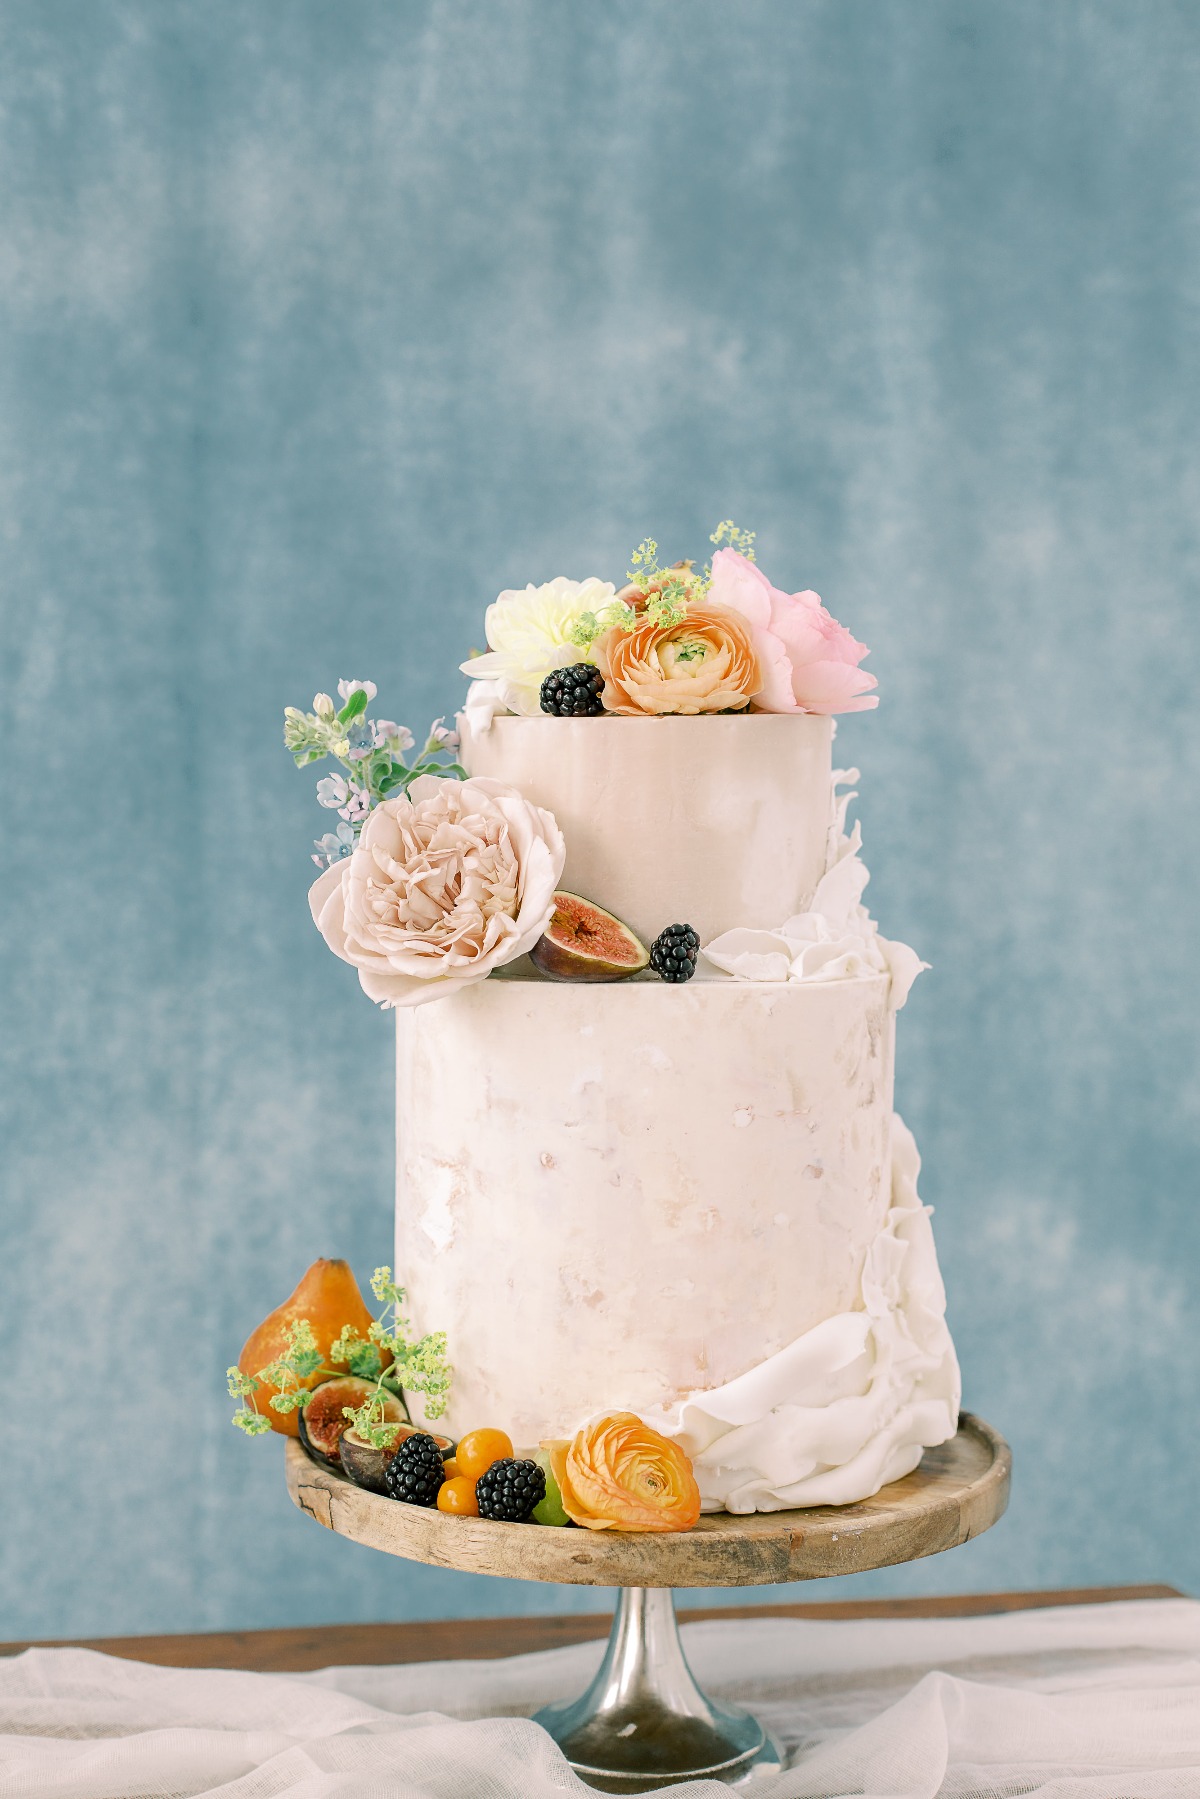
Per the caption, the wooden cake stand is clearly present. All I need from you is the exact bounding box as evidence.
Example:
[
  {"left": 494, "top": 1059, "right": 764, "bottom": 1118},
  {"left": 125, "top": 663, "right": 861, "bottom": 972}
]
[{"left": 286, "top": 1412, "right": 1010, "bottom": 1791}]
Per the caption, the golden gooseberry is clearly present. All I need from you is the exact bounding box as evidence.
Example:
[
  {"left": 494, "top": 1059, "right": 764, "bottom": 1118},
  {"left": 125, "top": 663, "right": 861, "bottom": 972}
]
[
  {"left": 437, "top": 1476, "right": 480, "bottom": 1517},
  {"left": 456, "top": 1428, "right": 514, "bottom": 1481}
]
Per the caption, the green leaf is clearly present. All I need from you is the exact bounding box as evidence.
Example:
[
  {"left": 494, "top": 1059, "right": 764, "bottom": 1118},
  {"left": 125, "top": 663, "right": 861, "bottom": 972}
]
[
  {"left": 377, "top": 766, "right": 413, "bottom": 797},
  {"left": 337, "top": 688, "right": 369, "bottom": 725},
  {"left": 346, "top": 1340, "right": 383, "bottom": 1380}
]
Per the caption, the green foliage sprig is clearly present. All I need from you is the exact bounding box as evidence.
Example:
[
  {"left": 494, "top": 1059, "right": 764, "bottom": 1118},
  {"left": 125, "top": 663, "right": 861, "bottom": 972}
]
[
  {"left": 284, "top": 682, "right": 466, "bottom": 870},
  {"left": 227, "top": 1267, "right": 452, "bottom": 1444},
  {"left": 227, "top": 1319, "right": 325, "bottom": 1436},
  {"left": 568, "top": 599, "right": 637, "bottom": 651},
  {"left": 566, "top": 522, "right": 755, "bottom": 650},
  {"left": 708, "top": 519, "right": 757, "bottom": 563},
  {"left": 334, "top": 1267, "right": 453, "bottom": 1445}
]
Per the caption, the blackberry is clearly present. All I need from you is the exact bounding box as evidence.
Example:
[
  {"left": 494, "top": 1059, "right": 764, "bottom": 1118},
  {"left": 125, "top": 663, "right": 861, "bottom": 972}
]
[
  {"left": 383, "top": 1432, "right": 446, "bottom": 1507},
  {"left": 539, "top": 663, "right": 605, "bottom": 717},
  {"left": 649, "top": 923, "right": 701, "bottom": 983},
  {"left": 475, "top": 1457, "right": 547, "bottom": 1523}
]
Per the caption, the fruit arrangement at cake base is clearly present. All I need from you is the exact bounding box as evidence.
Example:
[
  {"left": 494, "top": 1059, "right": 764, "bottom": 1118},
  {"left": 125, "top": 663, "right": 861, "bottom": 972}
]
[{"left": 285, "top": 1414, "right": 1010, "bottom": 1791}]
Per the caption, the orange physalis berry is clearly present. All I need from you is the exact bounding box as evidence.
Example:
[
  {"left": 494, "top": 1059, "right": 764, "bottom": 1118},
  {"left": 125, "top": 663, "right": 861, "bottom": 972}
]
[
  {"left": 441, "top": 1458, "right": 460, "bottom": 1480},
  {"left": 437, "top": 1476, "right": 480, "bottom": 1517},
  {"left": 455, "top": 1428, "right": 514, "bottom": 1481}
]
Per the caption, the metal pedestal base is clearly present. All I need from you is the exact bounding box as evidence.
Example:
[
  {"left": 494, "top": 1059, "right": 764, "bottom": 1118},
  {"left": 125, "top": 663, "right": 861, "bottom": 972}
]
[{"left": 533, "top": 1588, "right": 783, "bottom": 1792}]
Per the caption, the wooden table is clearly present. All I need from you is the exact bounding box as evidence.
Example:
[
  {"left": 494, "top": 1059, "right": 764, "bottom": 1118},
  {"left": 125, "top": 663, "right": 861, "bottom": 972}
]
[{"left": 0, "top": 1586, "right": 1181, "bottom": 1674}]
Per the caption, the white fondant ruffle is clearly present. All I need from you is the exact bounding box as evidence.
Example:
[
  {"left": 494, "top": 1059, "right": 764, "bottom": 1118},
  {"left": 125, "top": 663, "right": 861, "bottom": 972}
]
[
  {"left": 700, "top": 768, "right": 928, "bottom": 1011},
  {"left": 642, "top": 1116, "right": 962, "bottom": 1513}
]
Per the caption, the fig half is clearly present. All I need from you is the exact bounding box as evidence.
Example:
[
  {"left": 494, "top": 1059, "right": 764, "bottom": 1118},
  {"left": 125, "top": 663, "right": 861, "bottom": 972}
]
[
  {"left": 530, "top": 892, "right": 649, "bottom": 982},
  {"left": 298, "top": 1377, "right": 404, "bottom": 1470},
  {"left": 339, "top": 1425, "right": 457, "bottom": 1495}
]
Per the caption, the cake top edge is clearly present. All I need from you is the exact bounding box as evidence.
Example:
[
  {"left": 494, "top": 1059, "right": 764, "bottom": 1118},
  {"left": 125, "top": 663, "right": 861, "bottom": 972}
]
[{"left": 460, "top": 521, "right": 878, "bottom": 725}]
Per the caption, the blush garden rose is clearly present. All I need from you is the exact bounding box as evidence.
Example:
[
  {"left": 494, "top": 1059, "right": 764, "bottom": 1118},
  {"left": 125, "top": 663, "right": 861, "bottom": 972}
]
[
  {"left": 708, "top": 547, "right": 878, "bottom": 715},
  {"left": 307, "top": 774, "right": 565, "bottom": 1007}
]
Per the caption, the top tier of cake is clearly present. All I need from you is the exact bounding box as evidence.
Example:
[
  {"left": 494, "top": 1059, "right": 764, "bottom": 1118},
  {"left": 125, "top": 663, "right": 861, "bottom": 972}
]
[{"left": 458, "top": 712, "right": 834, "bottom": 946}]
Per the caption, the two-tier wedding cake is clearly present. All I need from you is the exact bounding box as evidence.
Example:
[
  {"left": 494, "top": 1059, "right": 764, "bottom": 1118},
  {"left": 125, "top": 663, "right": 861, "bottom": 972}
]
[{"left": 304, "top": 526, "right": 960, "bottom": 1518}]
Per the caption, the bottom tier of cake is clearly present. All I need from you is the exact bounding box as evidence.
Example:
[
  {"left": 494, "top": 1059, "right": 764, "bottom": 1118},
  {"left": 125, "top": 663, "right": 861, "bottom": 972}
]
[{"left": 395, "top": 972, "right": 959, "bottom": 1512}]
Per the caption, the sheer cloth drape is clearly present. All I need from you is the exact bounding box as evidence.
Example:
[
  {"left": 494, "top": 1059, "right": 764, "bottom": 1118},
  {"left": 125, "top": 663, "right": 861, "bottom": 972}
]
[{"left": 3, "top": 1598, "right": 1197, "bottom": 1797}]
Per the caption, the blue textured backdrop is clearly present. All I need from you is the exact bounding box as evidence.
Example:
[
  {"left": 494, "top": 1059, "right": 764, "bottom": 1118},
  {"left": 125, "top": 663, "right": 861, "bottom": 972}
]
[{"left": 2, "top": 0, "right": 1198, "bottom": 1640}]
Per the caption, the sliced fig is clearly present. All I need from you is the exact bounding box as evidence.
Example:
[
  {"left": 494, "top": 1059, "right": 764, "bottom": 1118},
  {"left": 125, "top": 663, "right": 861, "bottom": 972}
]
[
  {"left": 298, "top": 1378, "right": 403, "bottom": 1470},
  {"left": 339, "top": 1425, "right": 456, "bottom": 1494},
  {"left": 530, "top": 892, "right": 649, "bottom": 982}
]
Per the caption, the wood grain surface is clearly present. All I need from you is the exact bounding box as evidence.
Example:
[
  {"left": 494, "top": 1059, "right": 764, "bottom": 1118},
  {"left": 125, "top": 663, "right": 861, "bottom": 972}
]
[
  {"left": 1, "top": 1587, "right": 1182, "bottom": 1674},
  {"left": 284, "top": 1412, "right": 1011, "bottom": 1588}
]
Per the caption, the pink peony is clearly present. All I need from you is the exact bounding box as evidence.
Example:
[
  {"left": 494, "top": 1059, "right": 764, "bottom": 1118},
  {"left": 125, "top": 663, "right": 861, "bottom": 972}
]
[{"left": 707, "top": 548, "right": 878, "bottom": 715}]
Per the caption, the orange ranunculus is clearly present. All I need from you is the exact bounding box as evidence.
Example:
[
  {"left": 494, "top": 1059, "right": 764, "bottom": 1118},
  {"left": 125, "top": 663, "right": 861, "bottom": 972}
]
[
  {"left": 544, "top": 1412, "right": 702, "bottom": 1532},
  {"left": 594, "top": 606, "right": 761, "bottom": 716}
]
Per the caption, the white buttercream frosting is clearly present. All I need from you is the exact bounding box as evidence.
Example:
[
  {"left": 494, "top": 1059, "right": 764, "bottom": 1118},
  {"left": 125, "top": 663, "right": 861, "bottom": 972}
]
[
  {"left": 397, "top": 974, "right": 897, "bottom": 1448},
  {"left": 458, "top": 712, "right": 835, "bottom": 946},
  {"left": 396, "top": 721, "right": 963, "bottom": 1515},
  {"left": 643, "top": 1116, "right": 961, "bottom": 1512},
  {"left": 701, "top": 769, "right": 928, "bottom": 1011}
]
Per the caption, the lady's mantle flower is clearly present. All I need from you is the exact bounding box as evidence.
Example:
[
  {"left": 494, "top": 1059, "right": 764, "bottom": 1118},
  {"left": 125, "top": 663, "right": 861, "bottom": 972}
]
[
  {"left": 461, "top": 577, "right": 616, "bottom": 717},
  {"left": 708, "top": 549, "right": 878, "bottom": 715},
  {"left": 308, "top": 774, "right": 565, "bottom": 1007}
]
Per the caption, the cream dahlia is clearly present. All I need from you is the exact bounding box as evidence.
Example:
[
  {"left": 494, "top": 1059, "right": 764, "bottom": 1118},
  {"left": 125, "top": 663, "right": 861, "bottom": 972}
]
[{"left": 460, "top": 577, "right": 617, "bottom": 717}]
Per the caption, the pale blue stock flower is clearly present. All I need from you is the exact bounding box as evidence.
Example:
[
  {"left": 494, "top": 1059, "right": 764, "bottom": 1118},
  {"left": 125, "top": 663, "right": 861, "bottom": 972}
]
[
  {"left": 373, "top": 720, "right": 414, "bottom": 751},
  {"left": 312, "top": 822, "right": 356, "bottom": 868},
  {"left": 338, "top": 787, "right": 372, "bottom": 824},
  {"left": 316, "top": 773, "right": 349, "bottom": 808},
  {"left": 345, "top": 721, "right": 373, "bottom": 761}
]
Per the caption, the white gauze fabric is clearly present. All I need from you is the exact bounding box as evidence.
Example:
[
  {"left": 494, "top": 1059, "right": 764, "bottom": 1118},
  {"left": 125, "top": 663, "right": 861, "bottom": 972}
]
[
  {"left": 643, "top": 1115, "right": 962, "bottom": 1512},
  {"left": 4, "top": 1599, "right": 1200, "bottom": 1797}
]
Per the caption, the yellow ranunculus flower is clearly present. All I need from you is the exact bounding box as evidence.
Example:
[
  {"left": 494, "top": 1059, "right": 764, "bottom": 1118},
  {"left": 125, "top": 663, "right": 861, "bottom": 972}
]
[
  {"left": 544, "top": 1411, "right": 702, "bottom": 1532},
  {"left": 594, "top": 604, "right": 761, "bottom": 715}
]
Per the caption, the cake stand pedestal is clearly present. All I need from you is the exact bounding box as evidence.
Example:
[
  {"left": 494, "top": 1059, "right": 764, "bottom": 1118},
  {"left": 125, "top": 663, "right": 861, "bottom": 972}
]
[{"left": 286, "top": 1412, "right": 1009, "bottom": 1792}]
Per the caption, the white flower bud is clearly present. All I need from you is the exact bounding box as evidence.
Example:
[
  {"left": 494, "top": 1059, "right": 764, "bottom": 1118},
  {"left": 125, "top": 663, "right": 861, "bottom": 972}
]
[{"left": 312, "top": 692, "right": 335, "bottom": 719}]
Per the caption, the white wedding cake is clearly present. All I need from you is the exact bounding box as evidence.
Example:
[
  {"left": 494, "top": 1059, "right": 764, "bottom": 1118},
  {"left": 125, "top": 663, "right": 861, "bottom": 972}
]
[{"left": 307, "top": 529, "right": 961, "bottom": 1518}]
